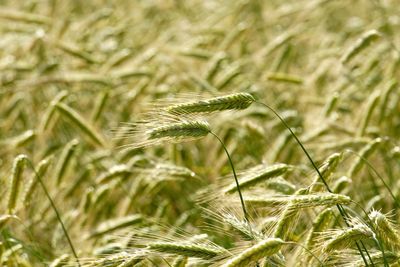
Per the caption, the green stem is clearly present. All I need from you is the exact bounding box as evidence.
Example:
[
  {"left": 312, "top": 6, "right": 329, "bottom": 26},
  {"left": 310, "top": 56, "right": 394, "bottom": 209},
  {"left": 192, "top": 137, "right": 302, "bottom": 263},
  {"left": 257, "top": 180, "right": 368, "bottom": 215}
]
[
  {"left": 210, "top": 131, "right": 249, "bottom": 223},
  {"left": 25, "top": 159, "right": 81, "bottom": 266}
]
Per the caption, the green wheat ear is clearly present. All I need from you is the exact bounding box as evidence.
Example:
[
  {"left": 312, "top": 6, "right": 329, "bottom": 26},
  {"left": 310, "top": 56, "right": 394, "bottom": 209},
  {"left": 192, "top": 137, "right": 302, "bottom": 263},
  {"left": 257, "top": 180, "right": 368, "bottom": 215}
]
[
  {"left": 222, "top": 238, "right": 285, "bottom": 267},
  {"left": 8, "top": 154, "right": 28, "bottom": 214},
  {"left": 322, "top": 223, "right": 374, "bottom": 253},
  {"left": 341, "top": 30, "right": 381, "bottom": 64},
  {"left": 147, "top": 120, "right": 211, "bottom": 140},
  {"left": 165, "top": 93, "right": 255, "bottom": 114},
  {"left": 146, "top": 241, "right": 225, "bottom": 259},
  {"left": 369, "top": 210, "right": 400, "bottom": 249}
]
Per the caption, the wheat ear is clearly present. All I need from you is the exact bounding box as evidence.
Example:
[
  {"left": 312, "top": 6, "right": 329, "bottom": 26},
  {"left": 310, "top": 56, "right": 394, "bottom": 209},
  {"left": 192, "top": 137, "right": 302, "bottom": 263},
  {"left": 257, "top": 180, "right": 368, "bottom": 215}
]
[
  {"left": 369, "top": 210, "right": 400, "bottom": 248},
  {"left": 341, "top": 30, "right": 381, "bottom": 64},
  {"left": 7, "top": 154, "right": 28, "bottom": 214},
  {"left": 147, "top": 242, "right": 224, "bottom": 259},
  {"left": 222, "top": 238, "right": 285, "bottom": 267},
  {"left": 165, "top": 93, "right": 255, "bottom": 115}
]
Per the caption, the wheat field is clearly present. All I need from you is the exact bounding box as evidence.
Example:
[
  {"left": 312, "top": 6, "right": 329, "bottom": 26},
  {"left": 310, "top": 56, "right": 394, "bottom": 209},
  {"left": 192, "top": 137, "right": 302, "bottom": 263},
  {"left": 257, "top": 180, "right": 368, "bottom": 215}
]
[{"left": 1, "top": 0, "right": 400, "bottom": 266}]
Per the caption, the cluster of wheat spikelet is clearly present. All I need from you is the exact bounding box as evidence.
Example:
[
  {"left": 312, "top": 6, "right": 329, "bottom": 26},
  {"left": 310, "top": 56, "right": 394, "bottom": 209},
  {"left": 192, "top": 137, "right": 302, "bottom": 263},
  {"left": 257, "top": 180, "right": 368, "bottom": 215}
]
[{"left": 1, "top": 0, "right": 400, "bottom": 266}]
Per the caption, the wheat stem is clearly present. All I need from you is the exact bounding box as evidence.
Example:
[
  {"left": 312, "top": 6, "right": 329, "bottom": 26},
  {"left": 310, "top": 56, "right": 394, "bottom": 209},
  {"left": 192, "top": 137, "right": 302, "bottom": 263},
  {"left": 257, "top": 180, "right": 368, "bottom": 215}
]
[
  {"left": 24, "top": 159, "right": 80, "bottom": 266},
  {"left": 210, "top": 131, "right": 248, "bottom": 223}
]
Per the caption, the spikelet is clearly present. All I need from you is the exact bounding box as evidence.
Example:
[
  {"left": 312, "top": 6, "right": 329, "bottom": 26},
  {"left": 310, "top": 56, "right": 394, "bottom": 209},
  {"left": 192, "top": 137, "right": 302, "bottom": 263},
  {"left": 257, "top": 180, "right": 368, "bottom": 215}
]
[
  {"left": 7, "top": 154, "right": 28, "bottom": 214},
  {"left": 311, "top": 152, "right": 342, "bottom": 192},
  {"left": 216, "top": 65, "right": 242, "bottom": 90},
  {"left": 317, "top": 152, "right": 342, "bottom": 180},
  {"left": 96, "top": 164, "right": 131, "bottom": 184},
  {"left": 259, "top": 28, "right": 299, "bottom": 58},
  {"left": 3, "top": 129, "right": 35, "bottom": 148},
  {"left": 117, "top": 114, "right": 211, "bottom": 149},
  {"left": 273, "top": 188, "right": 308, "bottom": 240},
  {"left": 369, "top": 210, "right": 400, "bottom": 249},
  {"left": 54, "top": 40, "right": 98, "bottom": 64},
  {"left": 222, "top": 238, "right": 285, "bottom": 267},
  {"left": 336, "top": 250, "right": 399, "bottom": 267},
  {"left": 341, "top": 30, "right": 381, "bottom": 64},
  {"left": 205, "top": 52, "right": 227, "bottom": 82},
  {"left": 0, "top": 8, "right": 51, "bottom": 24},
  {"left": 165, "top": 93, "right": 255, "bottom": 115},
  {"left": 269, "top": 131, "right": 293, "bottom": 162},
  {"left": 245, "top": 193, "right": 350, "bottom": 209},
  {"left": 379, "top": 79, "right": 398, "bottom": 121},
  {"left": 320, "top": 222, "right": 374, "bottom": 253},
  {"left": 23, "top": 156, "right": 53, "bottom": 205},
  {"left": 221, "top": 212, "right": 264, "bottom": 241},
  {"left": 265, "top": 177, "right": 296, "bottom": 195},
  {"left": 333, "top": 176, "right": 352, "bottom": 194},
  {"left": 91, "top": 90, "right": 109, "bottom": 123},
  {"left": 39, "top": 90, "right": 68, "bottom": 133},
  {"left": 357, "top": 91, "right": 380, "bottom": 136},
  {"left": 147, "top": 241, "right": 225, "bottom": 259},
  {"left": 0, "top": 214, "right": 19, "bottom": 230},
  {"left": 55, "top": 102, "right": 106, "bottom": 147},
  {"left": 348, "top": 137, "right": 382, "bottom": 177},
  {"left": 266, "top": 72, "right": 303, "bottom": 85},
  {"left": 85, "top": 252, "right": 144, "bottom": 267},
  {"left": 323, "top": 91, "right": 340, "bottom": 117},
  {"left": 88, "top": 215, "right": 143, "bottom": 238},
  {"left": 224, "top": 163, "right": 291, "bottom": 194},
  {"left": 55, "top": 139, "right": 79, "bottom": 186},
  {"left": 148, "top": 120, "right": 211, "bottom": 140}
]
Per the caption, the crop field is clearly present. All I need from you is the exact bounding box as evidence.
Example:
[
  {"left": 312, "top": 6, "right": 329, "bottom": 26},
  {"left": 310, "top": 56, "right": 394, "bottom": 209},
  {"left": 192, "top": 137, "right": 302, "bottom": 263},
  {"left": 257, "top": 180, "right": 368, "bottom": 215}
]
[{"left": 1, "top": 0, "right": 400, "bottom": 266}]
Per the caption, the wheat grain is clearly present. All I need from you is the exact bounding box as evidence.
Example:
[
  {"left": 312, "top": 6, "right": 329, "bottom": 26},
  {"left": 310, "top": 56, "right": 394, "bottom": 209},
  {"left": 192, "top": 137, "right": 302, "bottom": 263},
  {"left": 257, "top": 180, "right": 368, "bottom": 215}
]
[{"left": 7, "top": 154, "right": 28, "bottom": 214}]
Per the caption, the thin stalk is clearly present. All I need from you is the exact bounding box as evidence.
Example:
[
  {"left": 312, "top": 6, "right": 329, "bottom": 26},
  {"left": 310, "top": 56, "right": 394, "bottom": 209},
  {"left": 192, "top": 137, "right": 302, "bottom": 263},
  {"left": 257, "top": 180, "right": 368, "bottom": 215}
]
[
  {"left": 255, "top": 101, "right": 330, "bottom": 190},
  {"left": 210, "top": 131, "right": 249, "bottom": 223},
  {"left": 161, "top": 257, "right": 173, "bottom": 267},
  {"left": 255, "top": 101, "right": 371, "bottom": 266},
  {"left": 345, "top": 149, "right": 400, "bottom": 208},
  {"left": 25, "top": 159, "right": 81, "bottom": 266}
]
